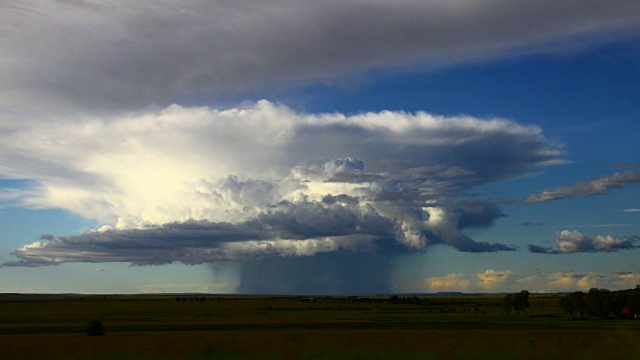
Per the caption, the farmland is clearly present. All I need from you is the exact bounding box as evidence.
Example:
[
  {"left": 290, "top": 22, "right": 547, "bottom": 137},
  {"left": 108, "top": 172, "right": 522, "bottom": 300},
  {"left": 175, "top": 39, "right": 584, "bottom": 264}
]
[{"left": 1, "top": 293, "right": 640, "bottom": 359}]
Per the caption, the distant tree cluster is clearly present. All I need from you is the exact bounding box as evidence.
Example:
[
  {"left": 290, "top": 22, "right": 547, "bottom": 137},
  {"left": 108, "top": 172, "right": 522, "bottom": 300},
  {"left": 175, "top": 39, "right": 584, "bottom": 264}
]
[
  {"left": 386, "top": 295, "right": 487, "bottom": 308},
  {"left": 559, "top": 286, "right": 640, "bottom": 319},
  {"left": 502, "top": 290, "right": 530, "bottom": 315},
  {"left": 388, "top": 295, "right": 426, "bottom": 305},
  {"left": 176, "top": 296, "right": 208, "bottom": 302}
]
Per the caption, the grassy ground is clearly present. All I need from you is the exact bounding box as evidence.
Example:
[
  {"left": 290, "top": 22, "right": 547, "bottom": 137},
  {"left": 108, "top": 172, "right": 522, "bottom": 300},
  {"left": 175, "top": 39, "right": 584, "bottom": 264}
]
[{"left": 1, "top": 294, "right": 639, "bottom": 359}]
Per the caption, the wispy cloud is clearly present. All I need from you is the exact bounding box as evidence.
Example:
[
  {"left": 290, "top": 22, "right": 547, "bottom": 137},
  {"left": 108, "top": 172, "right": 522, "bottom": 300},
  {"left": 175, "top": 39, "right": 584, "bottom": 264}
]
[
  {"left": 606, "top": 161, "right": 640, "bottom": 169},
  {"left": 623, "top": 208, "right": 640, "bottom": 212},
  {"left": 525, "top": 171, "right": 640, "bottom": 203}
]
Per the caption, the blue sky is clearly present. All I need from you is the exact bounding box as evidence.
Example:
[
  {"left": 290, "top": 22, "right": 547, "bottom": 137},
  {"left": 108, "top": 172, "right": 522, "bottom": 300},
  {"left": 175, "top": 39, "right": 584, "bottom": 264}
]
[{"left": 1, "top": 1, "right": 640, "bottom": 294}]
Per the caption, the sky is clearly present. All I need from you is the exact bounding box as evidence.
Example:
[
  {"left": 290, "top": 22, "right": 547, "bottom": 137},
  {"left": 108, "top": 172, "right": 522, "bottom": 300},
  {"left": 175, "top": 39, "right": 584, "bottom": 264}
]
[{"left": 1, "top": 0, "right": 640, "bottom": 294}]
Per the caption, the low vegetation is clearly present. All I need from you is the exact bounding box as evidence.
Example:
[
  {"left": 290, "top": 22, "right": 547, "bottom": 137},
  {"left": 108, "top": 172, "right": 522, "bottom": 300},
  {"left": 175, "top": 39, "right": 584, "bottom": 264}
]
[{"left": 84, "top": 319, "right": 105, "bottom": 336}]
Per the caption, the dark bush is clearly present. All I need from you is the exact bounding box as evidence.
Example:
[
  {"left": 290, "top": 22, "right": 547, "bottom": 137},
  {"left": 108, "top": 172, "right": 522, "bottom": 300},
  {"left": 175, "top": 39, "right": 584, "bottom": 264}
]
[{"left": 85, "top": 320, "right": 105, "bottom": 336}]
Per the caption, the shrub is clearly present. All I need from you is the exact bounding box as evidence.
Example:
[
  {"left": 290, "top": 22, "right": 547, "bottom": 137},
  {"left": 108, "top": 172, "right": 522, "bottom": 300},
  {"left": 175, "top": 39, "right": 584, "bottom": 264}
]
[{"left": 85, "top": 320, "right": 105, "bottom": 336}]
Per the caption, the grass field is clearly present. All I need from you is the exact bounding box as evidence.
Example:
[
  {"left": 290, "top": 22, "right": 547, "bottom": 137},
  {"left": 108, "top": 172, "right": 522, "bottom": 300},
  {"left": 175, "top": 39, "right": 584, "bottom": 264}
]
[{"left": 1, "top": 293, "right": 639, "bottom": 359}]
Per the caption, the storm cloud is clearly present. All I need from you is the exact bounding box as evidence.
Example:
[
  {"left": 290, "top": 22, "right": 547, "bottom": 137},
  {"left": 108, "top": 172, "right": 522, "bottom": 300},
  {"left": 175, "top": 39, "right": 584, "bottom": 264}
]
[
  {"left": 1, "top": 102, "right": 551, "bottom": 266},
  {"left": 3, "top": 219, "right": 388, "bottom": 267},
  {"left": 4, "top": 1, "right": 637, "bottom": 292}
]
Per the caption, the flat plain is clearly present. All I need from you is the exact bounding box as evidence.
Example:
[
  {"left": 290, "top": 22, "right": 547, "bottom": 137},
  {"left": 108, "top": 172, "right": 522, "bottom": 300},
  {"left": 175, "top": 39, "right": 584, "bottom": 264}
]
[{"left": 1, "top": 293, "right": 639, "bottom": 359}]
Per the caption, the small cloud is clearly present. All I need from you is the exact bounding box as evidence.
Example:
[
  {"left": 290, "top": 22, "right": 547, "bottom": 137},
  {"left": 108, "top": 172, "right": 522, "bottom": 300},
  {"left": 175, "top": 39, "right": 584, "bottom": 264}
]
[
  {"left": 516, "top": 222, "right": 543, "bottom": 227},
  {"left": 530, "top": 230, "right": 638, "bottom": 254},
  {"left": 612, "top": 272, "right": 640, "bottom": 289},
  {"left": 611, "top": 270, "right": 633, "bottom": 276},
  {"left": 423, "top": 273, "right": 471, "bottom": 293},
  {"left": 623, "top": 208, "right": 640, "bottom": 212},
  {"left": 555, "top": 230, "right": 638, "bottom": 253},
  {"left": 528, "top": 244, "right": 560, "bottom": 254},
  {"left": 476, "top": 269, "right": 514, "bottom": 291}
]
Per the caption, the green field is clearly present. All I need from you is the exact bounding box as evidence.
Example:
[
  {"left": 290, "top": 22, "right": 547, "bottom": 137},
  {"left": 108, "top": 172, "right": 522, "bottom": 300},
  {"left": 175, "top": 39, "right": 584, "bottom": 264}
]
[{"left": 1, "top": 293, "right": 639, "bottom": 359}]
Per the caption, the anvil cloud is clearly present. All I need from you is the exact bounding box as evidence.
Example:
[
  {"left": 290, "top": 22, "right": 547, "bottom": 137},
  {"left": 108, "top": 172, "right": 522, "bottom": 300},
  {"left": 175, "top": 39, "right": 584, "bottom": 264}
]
[{"left": 3, "top": 1, "right": 640, "bottom": 112}]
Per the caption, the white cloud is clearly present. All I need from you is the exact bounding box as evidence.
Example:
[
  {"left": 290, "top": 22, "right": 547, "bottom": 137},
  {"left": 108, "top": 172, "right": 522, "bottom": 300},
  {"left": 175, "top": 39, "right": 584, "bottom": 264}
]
[
  {"left": 1, "top": 101, "right": 561, "bottom": 266},
  {"left": 137, "top": 282, "right": 234, "bottom": 294},
  {"left": 420, "top": 270, "right": 640, "bottom": 293},
  {"left": 517, "top": 272, "right": 599, "bottom": 293},
  {"left": 420, "top": 269, "right": 517, "bottom": 293},
  {"left": 612, "top": 272, "right": 640, "bottom": 289},
  {"left": 423, "top": 273, "right": 471, "bottom": 293},
  {"left": 530, "top": 230, "right": 638, "bottom": 254},
  {"left": 476, "top": 269, "right": 514, "bottom": 291},
  {"left": 0, "top": 101, "right": 558, "bottom": 226},
  {"left": 555, "top": 230, "right": 637, "bottom": 253}
]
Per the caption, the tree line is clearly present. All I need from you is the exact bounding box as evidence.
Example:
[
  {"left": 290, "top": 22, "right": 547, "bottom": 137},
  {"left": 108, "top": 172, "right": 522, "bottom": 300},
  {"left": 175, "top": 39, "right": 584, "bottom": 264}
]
[{"left": 558, "top": 286, "right": 640, "bottom": 319}]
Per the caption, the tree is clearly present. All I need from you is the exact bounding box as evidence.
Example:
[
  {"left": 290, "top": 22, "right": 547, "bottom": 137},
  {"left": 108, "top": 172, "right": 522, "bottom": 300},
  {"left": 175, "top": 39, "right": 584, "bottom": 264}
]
[
  {"left": 586, "top": 288, "right": 610, "bottom": 318},
  {"left": 606, "top": 292, "right": 625, "bottom": 318},
  {"left": 559, "top": 291, "right": 585, "bottom": 317},
  {"left": 627, "top": 288, "right": 640, "bottom": 316},
  {"left": 513, "top": 290, "right": 530, "bottom": 314},
  {"left": 502, "top": 294, "right": 514, "bottom": 315}
]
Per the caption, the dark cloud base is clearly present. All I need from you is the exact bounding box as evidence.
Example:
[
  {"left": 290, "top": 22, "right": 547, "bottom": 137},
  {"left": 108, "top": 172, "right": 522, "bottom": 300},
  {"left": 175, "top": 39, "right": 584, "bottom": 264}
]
[{"left": 528, "top": 244, "right": 561, "bottom": 254}]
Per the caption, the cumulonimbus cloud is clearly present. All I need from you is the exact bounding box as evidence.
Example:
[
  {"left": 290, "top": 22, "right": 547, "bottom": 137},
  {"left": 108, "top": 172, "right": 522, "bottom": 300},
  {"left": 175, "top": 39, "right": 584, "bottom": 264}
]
[
  {"left": 1, "top": 101, "right": 560, "bottom": 266},
  {"left": 525, "top": 170, "right": 640, "bottom": 203},
  {"left": 2, "top": 1, "right": 640, "bottom": 112},
  {"left": 529, "top": 229, "right": 638, "bottom": 254}
]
